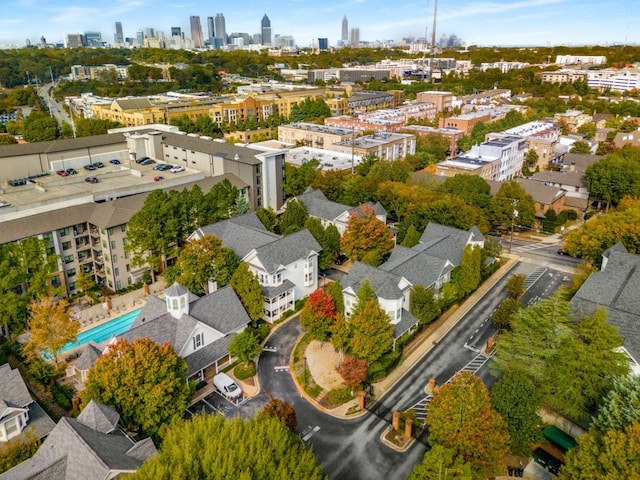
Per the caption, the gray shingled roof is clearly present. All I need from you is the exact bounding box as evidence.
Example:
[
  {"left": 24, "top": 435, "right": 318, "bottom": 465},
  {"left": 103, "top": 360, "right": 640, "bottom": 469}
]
[
  {"left": 603, "top": 242, "right": 628, "bottom": 259},
  {"left": 263, "top": 279, "right": 295, "bottom": 298},
  {"left": 380, "top": 247, "right": 453, "bottom": 289},
  {"left": 0, "top": 407, "right": 156, "bottom": 480},
  {"left": 188, "top": 286, "right": 250, "bottom": 334},
  {"left": 342, "top": 262, "right": 406, "bottom": 300},
  {"left": 295, "top": 188, "right": 351, "bottom": 222},
  {"left": 0, "top": 364, "right": 33, "bottom": 411},
  {"left": 75, "top": 343, "right": 103, "bottom": 371},
  {"left": 516, "top": 178, "right": 565, "bottom": 206},
  {"left": 196, "top": 212, "right": 279, "bottom": 258},
  {"left": 530, "top": 170, "right": 586, "bottom": 188},
  {"left": 415, "top": 223, "right": 481, "bottom": 267},
  {"left": 121, "top": 312, "right": 198, "bottom": 354},
  {"left": 251, "top": 229, "right": 321, "bottom": 273},
  {"left": 394, "top": 310, "right": 420, "bottom": 339},
  {"left": 561, "top": 153, "right": 602, "bottom": 173},
  {"left": 113, "top": 98, "right": 154, "bottom": 110},
  {"left": 77, "top": 401, "right": 120, "bottom": 434},
  {"left": 184, "top": 335, "right": 235, "bottom": 374},
  {"left": 571, "top": 251, "right": 640, "bottom": 361},
  {"left": 165, "top": 282, "right": 189, "bottom": 297}
]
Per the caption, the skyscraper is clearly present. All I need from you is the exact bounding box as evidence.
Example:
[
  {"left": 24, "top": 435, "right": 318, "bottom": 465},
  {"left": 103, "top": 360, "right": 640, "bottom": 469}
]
[
  {"left": 318, "top": 38, "right": 328, "bottom": 50},
  {"left": 341, "top": 16, "right": 348, "bottom": 42},
  {"left": 190, "top": 15, "right": 204, "bottom": 48},
  {"left": 214, "top": 13, "right": 227, "bottom": 46},
  {"left": 171, "top": 27, "right": 182, "bottom": 37},
  {"left": 207, "top": 16, "right": 215, "bottom": 46},
  {"left": 350, "top": 27, "right": 360, "bottom": 48},
  {"left": 261, "top": 14, "right": 271, "bottom": 46},
  {"left": 115, "top": 22, "right": 124, "bottom": 44}
]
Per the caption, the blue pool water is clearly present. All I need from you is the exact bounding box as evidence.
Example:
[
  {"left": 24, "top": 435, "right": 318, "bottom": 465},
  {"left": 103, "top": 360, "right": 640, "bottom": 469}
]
[{"left": 59, "top": 308, "right": 142, "bottom": 355}]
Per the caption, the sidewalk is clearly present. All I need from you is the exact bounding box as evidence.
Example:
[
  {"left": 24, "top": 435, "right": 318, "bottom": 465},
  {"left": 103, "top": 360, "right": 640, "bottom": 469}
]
[{"left": 324, "top": 254, "right": 520, "bottom": 418}]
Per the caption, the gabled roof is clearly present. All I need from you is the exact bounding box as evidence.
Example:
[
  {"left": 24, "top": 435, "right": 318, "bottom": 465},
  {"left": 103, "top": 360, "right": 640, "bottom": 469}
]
[
  {"left": 516, "top": 178, "right": 566, "bottom": 206},
  {"left": 603, "top": 242, "right": 628, "bottom": 259},
  {"left": 250, "top": 229, "right": 321, "bottom": 273},
  {"left": 0, "top": 404, "right": 156, "bottom": 480},
  {"left": 415, "top": 223, "right": 483, "bottom": 267},
  {"left": 394, "top": 310, "right": 420, "bottom": 339},
  {"left": 195, "top": 212, "right": 279, "bottom": 258},
  {"left": 380, "top": 246, "right": 453, "bottom": 288},
  {"left": 342, "top": 261, "right": 407, "bottom": 300},
  {"left": 122, "top": 312, "right": 198, "bottom": 354},
  {"left": 188, "top": 286, "right": 250, "bottom": 334},
  {"left": 0, "top": 363, "right": 32, "bottom": 413},
  {"left": 77, "top": 401, "right": 120, "bottom": 434},
  {"left": 530, "top": 170, "right": 586, "bottom": 188},
  {"left": 75, "top": 342, "right": 103, "bottom": 371},
  {"left": 183, "top": 335, "right": 235, "bottom": 375},
  {"left": 561, "top": 153, "right": 602, "bottom": 173},
  {"left": 295, "top": 188, "right": 348, "bottom": 222},
  {"left": 571, "top": 250, "right": 640, "bottom": 361}
]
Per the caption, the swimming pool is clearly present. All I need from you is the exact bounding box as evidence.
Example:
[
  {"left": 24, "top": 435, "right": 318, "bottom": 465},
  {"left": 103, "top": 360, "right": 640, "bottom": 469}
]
[{"left": 59, "top": 308, "right": 142, "bottom": 355}]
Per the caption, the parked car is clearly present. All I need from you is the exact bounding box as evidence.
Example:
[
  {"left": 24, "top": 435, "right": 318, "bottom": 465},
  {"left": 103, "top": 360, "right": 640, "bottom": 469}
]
[
  {"left": 213, "top": 373, "right": 242, "bottom": 399},
  {"left": 488, "top": 230, "right": 502, "bottom": 237},
  {"left": 153, "top": 163, "right": 172, "bottom": 171},
  {"left": 109, "top": 159, "right": 121, "bottom": 165},
  {"left": 334, "top": 254, "right": 348, "bottom": 265},
  {"left": 8, "top": 178, "right": 28, "bottom": 186},
  {"left": 170, "top": 165, "right": 185, "bottom": 173},
  {"left": 135, "top": 156, "right": 150, "bottom": 164},
  {"left": 56, "top": 170, "right": 69, "bottom": 177},
  {"left": 153, "top": 176, "right": 164, "bottom": 182},
  {"left": 94, "top": 162, "right": 105, "bottom": 168},
  {"left": 84, "top": 164, "right": 97, "bottom": 171},
  {"left": 66, "top": 168, "right": 77, "bottom": 175},
  {"left": 140, "top": 158, "right": 156, "bottom": 165},
  {"left": 85, "top": 176, "right": 98, "bottom": 184}
]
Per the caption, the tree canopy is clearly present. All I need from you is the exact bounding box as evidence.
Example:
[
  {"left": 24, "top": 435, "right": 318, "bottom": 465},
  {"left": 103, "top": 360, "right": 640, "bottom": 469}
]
[
  {"left": 23, "top": 297, "right": 78, "bottom": 365},
  {"left": 133, "top": 414, "right": 327, "bottom": 480},
  {"left": 228, "top": 329, "right": 262, "bottom": 366},
  {"left": 592, "top": 375, "right": 640, "bottom": 433},
  {"left": 348, "top": 296, "right": 394, "bottom": 363},
  {"left": 81, "top": 338, "right": 194, "bottom": 438},
  {"left": 489, "top": 180, "right": 536, "bottom": 228},
  {"left": 289, "top": 97, "right": 332, "bottom": 123},
  {"left": 229, "top": 262, "right": 264, "bottom": 324},
  {"left": 300, "top": 289, "right": 337, "bottom": 341},
  {"left": 279, "top": 199, "right": 309, "bottom": 235},
  {"left": 426, "top": 372, "right": 510, "bottom": 478},
  {"left": 408, "top": 445, "right": 473, "bottom": 480},
  {"left": 586, "top": 150, "right": 640, "bottom": 210},
  {"left": 341, "top": 204, "right": 394, "bottom": 266}
]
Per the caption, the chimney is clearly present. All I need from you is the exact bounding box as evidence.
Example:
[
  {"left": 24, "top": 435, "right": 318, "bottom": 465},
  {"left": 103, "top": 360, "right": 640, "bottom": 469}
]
[{"left": 207, "top": 278, "right": 218, "bottom": 294}]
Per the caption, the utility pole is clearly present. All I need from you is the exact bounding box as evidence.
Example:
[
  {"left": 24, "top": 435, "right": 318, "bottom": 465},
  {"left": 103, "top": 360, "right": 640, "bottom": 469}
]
[{"left": 508, "top": 199, "right": 519, "bottom": 254}]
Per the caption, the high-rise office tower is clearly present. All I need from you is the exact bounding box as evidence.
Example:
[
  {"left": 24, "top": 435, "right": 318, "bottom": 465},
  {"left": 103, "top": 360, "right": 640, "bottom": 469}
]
[
  {"left": 341, "top": 16, "right": 348, "bottom": 42},
  {"left": 207, "top": 16, "right": 215, "bottom": 46},
  {"left": 66, "top": 34, "right": 85, "bottom": 48},
  {"left": 171, "top": 27, "right": 182, "bottom": 37},
  {"left": 136, "top": 31, "right": 144, "bottom": 46},
  {"left": 190, "top": 15, "right": 204, "bottom": 48},
  {"left": 214, "top": 13, "right": 227, "bottom": 45},
  {"left": 350, "top": 27, "right": 359, "bottom": 48},
  {"left": 318, "top": 38, "right": 328, "bottom": 50},
  {"left": 261, "top": 14, "right": 271, "bottom": 45},
  {"left": 84, "top": 31, "right": 102, "bottom": 47},
  {"left": 115, "top": 22, "right": 124, "bottom": 44}
]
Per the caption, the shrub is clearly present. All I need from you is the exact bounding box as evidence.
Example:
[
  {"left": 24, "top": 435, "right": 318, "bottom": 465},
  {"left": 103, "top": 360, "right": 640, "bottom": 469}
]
[
  {"left": 52, "top": 385, "right": 73, "bottom": 410},
  {"left": 251, "top": 322, "right": 271, "bottom": 343},
  {"left": 326, "top": 386, "right": 354, "bottom": 405},
  {"left": 367, "top": 351, "right": 402, "bottom": 382},
  {"left": 0, "top": 431, "right": 41, "bottom": 474},
  {"left": 234, "top": 361, "right": 256, "bottom": 380},
  {"left": 194, "top": 380, "right": 207, "bottom": 391},
  {"left": 27, "top": 358, "right": 53, "bottom": 385}
]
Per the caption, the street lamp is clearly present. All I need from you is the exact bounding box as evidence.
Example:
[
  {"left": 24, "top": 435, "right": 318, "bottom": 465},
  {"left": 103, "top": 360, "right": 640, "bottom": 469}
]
[
  {"left": 509, "top": 199, "right": 519, "bottom": 254},
  {"left": 303, "top": 356, "right": 307, "bottom": 384}
]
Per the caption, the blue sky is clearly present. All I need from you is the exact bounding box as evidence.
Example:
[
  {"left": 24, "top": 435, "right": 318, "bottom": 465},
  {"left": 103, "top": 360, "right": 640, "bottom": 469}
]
[{"left": 0, "top": 0, "right": 638, "bottom": 47}]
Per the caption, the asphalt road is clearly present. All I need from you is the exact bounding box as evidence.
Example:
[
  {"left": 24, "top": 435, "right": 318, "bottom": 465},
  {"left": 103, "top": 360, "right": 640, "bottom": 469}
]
[{"left": 38, "top": 82, "right": 72, "bottom": 126}]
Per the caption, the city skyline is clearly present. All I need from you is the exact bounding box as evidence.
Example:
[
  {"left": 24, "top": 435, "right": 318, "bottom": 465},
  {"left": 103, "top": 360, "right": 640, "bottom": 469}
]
[{"left": 0, "top": 0, "right": 638, "bottom": 47}]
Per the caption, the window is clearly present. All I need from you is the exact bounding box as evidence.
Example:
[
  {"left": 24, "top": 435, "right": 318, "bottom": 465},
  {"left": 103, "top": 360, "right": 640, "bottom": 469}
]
[
  {"left": 63, "top": 255, "right": 74, "bottom": 264},
  {"left": 193, "top": 333, "right": 204, "bottom": 350},
  {"left": 115, "top": 268, "right": 119, "bottom": 276},
  {"left": 106, "top": 267, "right": 111, "bottom": 275},
  {"left": 126, "top": 264, "right": 130, "bottom": 272},
  {"left": 67, "top": 268, "right": 76, "bottom": 277},
  {"left": 104, "top": 254, "right": 110, "bottom": 262},
  {"left": 58, "top": 227, "right": 70, "bottom": 236},
  {"left": 113, "top": 254, "right": 118, "bottom": 263},
  {"left": 62, "top": 241, "right": 72, "bottom": 250},
  {"left": 110, "top": 241, "right": 116, "bottom": 250},
  {"left": 124, "top": 251, "right": 129, "bottom": 259},
  {"left": 108, "top": 227, "right": 114, "bottom": 235},
  {"left": 121, "top": 225, "right": 127, "bottom": 232},
  {"left": 102, "top": 240, "right": 107, "bottom": 248},
  {"left": 116, "top": 281, "right": 121, "bottom": 290}
]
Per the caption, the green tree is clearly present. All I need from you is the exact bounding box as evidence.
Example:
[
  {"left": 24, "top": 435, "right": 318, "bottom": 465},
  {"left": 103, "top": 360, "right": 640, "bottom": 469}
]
[
  {"left": 577, "top": 122, "right": 597, "bottom": 140},
  {"left": 329, "top": 313, "right": 352, "bottom": 358},
  {"left": 230, "top": 194, "right": 250, "bottom": 217},
  {"left": 440, "top": 174, "right": 491, "bottom": 210},
  {"left": 489, "top": 180, "right": 536, "bottom": 229},
  {"left": 0, "top": 134, "right": 17, "bottom": 145},
  {"left": 304, "top": 217, "right": 334, "bottom": 270},
  {"left": 401, "top": 224, "right": 422, "bottom": 248},
  {"left": 289, "top": 97, "right": 332, "bottom": 123},
  {"left": 260, "top": 398, "right": 298, "bottom": 431},
  {"left": 408, "top": 445, "right": 473, "bottom": 480},
  {"left": 457, "top": 245, "right": 481, "bottom": 297},
  {"left": 230, "top": 262, "right": 264, "bottom": 325},
  {"left": 81, "top": 338, "right": 194, "bottom": 438},
  {"left": 491, "top": 297, "right": 521, "bottom": 332},
  {"left": 76, "top": 269, "right": 95, "bottom": 296},
  {"left": 493, "top": 296, "right": 629, "bottom": 420},
  {"left": 505, "top": 273, "right": 526, "bottom": 300},
  {"left": 23, "top": 297, "right": 79, "bottom": 365},
  {"left": 22, "top": 111, "right": 58, "bottom": 142},
  {"left": 172, "top": 235, "right": 238, "bottom": 295},
  {"left": 255, "top": 207, "right": 277, "bottom": 232},
  {"left": 570, "top": 140, "right": 592, "bottom": 154},
  {"left": 427, "top": 372, "right": 510, "bottom": 478},
  {"left": 592, "top": 375, "right": 640, "bottom": 433},
  {"left": 0, "top": 430, "right": 41, "bottom": 475},
  {"left": 490, "top": 371, "right": 542, "bottom": 455},
  {"left": 133, "top": 414, "right": 326, "bottom": 479},
  {"left": 284, "top": 160, "right": 320, "bottom": 197},
  {"left": 410, "top": 285, "right": 441, "bottom": 326},
  {"left": 325, "top": 280, "right": 344, "bottom": 314},
  {"left": 349, "top": 299, "right": 394, "bottom": 362},
  {"left": 559, "top": 422, "right": 640, "bottom": 480},
  {"left": 300, "top": 289, "right": 336, "bottom": 341},
  {"left": 586, "top": 154, "right": 640, "bottom": 210},
  {"left": 228, "top": 329, "right": 262, "bottom": 366},
  {"left": 279, "top": 199, "right": 309, "bottom": 235},
  {"left": 340, "top": 204, "right": 394, "bottom": 266}
]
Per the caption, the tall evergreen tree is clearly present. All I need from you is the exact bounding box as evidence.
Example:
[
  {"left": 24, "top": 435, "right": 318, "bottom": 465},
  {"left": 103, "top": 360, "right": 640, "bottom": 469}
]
[{"left": 230, "top": 262, "right": 264, "bottom": 325}]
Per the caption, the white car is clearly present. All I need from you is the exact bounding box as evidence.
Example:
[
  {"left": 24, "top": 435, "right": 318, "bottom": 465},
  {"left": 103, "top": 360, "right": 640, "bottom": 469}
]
[
  {"left": 170, "top": 165, "right": 185, "bottom": 173},
  {"left": 213, "top": 373, "right": 242, "bottom": 399}
]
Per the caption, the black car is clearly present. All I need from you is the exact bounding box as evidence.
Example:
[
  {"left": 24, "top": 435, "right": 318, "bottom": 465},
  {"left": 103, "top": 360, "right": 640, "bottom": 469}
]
[
  {"left": 85, "top": 176, "right": 98, "bottom": 184},
  {"left": 153, "top": 163, "right": 172, "bottom": 171},
  {"left": 66, "top": 168, "right": 77, "bottom": 175},
  {"left": 84, "top": 164, "right": 97, "bottom": 171},
  {"left": 140, "top": 158, "right": 156, "bottom": 165},
  {"left": 334, "top": 254, "right": 348, "bottom": 265},
  {"left": 136, "top": 156, "right": 150, "bottom": 164},
  {"left": 94, "top": 162, "right": 105, "bottom": 168}
]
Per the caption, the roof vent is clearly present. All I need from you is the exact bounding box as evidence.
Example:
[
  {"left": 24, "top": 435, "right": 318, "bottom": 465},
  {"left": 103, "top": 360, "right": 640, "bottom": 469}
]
[{"left": 234, "top": 153, "right": 240, "bottom": 161}]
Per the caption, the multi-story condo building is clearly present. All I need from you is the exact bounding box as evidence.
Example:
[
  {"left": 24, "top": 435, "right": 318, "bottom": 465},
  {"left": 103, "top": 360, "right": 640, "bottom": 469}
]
[
  {"left": 324, "top": 102, "right": 437, "bottom": 133},
  {"left": 497, "top": 120, "right": 562, "bottom": 170},
  {"left": 416, "top": 91, "right": 453, "bottom": 113},
  {"left": 555, "top": 55, "right": 607, "bottom": 65},
  {"left": 553, "top": 110, "right": 592, "bottom": 133},
  {"left": 278, "top": 123, "right": 357, "bottom": 149},
  {"left": 451, "top": 89, "right": 511, "bottom": 109},
  {"left": 540, "top": 70, "right": 589, "bottom": 84},
  {"left": 435, "top": 135, "right": 527, "bottom": 181},
  {"left": 331, "top": 132, "right": 416, "bottom": 161},
  {"left": 326, "top": 90, "right": 401, "bottom": 116},
  {"left": 401, "top": 125, "right": 464, "bottom": 157}
]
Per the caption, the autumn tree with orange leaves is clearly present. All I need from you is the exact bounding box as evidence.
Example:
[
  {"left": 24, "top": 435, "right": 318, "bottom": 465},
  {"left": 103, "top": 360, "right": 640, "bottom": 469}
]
[
  {"left": 340, "top": 203, "right": 394, "bottom": 267},
  {"left": 300, "top": 289, "right": 337, "bottom": 341}
]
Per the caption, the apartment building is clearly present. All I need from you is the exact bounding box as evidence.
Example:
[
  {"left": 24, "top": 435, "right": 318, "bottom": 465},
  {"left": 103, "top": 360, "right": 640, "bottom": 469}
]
[
  {"left": 439, "top": 111, "right": 491, "bottom": 135},
  {"left": 452, "top": 89, "right": 511, "bottom": 109},
  {"left": 495, "top": 120, "right": 562, "bottom": 170},
  {"left": 401, "top": 125, "right": 464, "bottom": 156},
  {"left": 554, "top": 110, "right": 593, "bottom": 133},
  {"left": 540, "top": 70, "right": 589, "bottom": 84},
  {"left": 541, "top": 68, "right": 640, "bottom": 92},
  {"left": 324, "top": 102, "right": 436, "bottom": 133},
  {"left": 326, "top": 90, "right": 402, "bottom": 116},
  {"left": 331, "top": 132, "right": 416, "bottom": 161},
  {"left": 435, "top": 135, "right": 526, "bottom": 181},
  {"left": 416, "top": 91, "right": 453, "bottom": 113},
  {"left": 278, "top": 123, "right": 356, "bottom": 149},
  {"left": 555, "top": 55, "right": 607, "bottom": 65}
]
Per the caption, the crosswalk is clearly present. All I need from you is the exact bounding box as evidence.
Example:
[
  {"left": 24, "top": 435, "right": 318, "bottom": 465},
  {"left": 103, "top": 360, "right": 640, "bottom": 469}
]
[
  {"left": 514, "top": 242, "right": 555, "bottom": 252},
  {"left": 409, "top": 351, "right": 495, "bottom": 423},
  {"left": 523, "top": 267, "right": 548, "bottom": 290}
]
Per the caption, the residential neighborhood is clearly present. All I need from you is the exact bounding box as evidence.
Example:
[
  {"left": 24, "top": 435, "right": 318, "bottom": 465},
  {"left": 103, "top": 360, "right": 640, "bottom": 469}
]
[{"left": 2, "top": 37, "right": 640, "bottom": 480}]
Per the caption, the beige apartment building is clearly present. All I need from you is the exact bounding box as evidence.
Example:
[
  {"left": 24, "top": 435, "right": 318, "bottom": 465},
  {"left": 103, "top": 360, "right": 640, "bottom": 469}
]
[
  {"left": 416, "top": 91, "right": 454, "bottom": 113},
  {"left": 278, "top": 123, "right": 356, "bottom": 149},
  {"left": 331, "top": 132, "right": 416, "bottom": 161}
]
